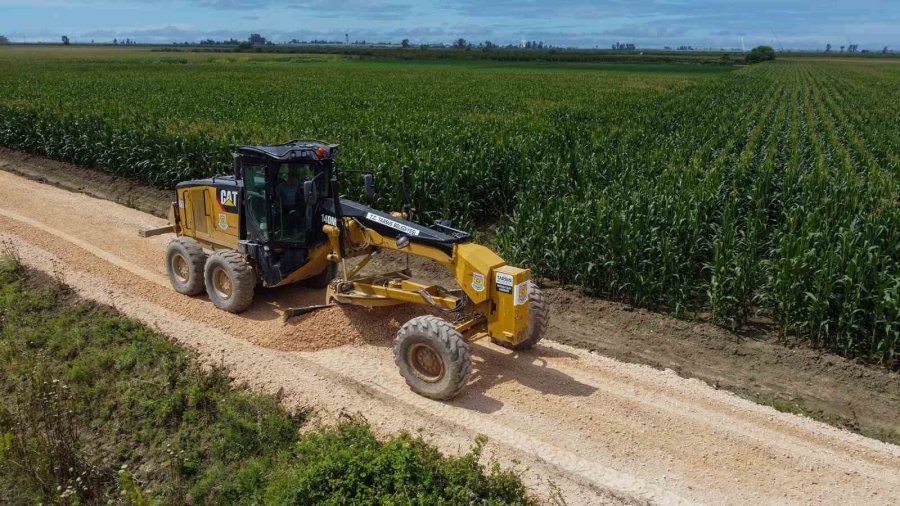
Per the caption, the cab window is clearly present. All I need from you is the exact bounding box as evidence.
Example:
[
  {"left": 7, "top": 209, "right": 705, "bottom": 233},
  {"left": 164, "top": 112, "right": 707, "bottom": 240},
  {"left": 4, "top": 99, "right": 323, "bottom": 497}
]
[
  {"left": 272, "top": 163, "right": 312, "bottom": 243},
  {"left": 243, "top": 164, "right": 269, "bottom": 241}
]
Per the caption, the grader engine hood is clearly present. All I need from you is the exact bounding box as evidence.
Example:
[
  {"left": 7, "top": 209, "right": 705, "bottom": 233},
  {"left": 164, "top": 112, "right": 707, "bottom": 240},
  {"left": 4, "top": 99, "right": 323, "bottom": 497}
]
[{"left": 322, "top": 199, "right": 469, "bottom": 256}]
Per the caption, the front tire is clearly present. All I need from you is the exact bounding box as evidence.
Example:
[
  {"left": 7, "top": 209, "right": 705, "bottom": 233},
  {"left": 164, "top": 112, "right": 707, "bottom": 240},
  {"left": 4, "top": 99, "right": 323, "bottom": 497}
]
[
  {"left": 493, "top": 281, "right": 549, "bottom": 350},
  {"left": 204, "top": 250, "right": 256, "bottom": 313},
  {"left": 165, "top": 237, "right": 207, "bottom": 296},
  {"left": 393, "top": 316, "right": 471, "bottom": 400}
]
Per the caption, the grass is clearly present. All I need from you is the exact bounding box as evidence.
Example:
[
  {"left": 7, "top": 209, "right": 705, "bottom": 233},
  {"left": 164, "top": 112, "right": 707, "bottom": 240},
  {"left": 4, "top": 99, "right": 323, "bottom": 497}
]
[
  {"left": 762, "top": 397, "right": 897, "bottom": 446},
  {"left": 0, "top": 257, "right": 534, "bottom": 505}
]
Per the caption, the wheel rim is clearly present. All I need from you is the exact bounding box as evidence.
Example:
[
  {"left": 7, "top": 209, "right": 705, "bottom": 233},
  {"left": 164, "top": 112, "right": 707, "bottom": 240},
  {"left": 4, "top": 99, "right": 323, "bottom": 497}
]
[
  {"left": 407, "top": 343, "right": 445, "bottom": 383},
  {"left": 212, "top": 267, "right": 233, "bottom": 300},
  {"left": 172, "top": 254, "right": 189, "bottom": 284}
]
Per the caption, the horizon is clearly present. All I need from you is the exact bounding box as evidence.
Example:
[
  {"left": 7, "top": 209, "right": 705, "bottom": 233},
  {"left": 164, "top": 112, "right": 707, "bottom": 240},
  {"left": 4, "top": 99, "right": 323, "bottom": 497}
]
[
  {"left": 2, "top": 41, "right": 892, "bottom": 53},
  {"left": 1, "top": 1, "right": 898, "bottom": 51}
]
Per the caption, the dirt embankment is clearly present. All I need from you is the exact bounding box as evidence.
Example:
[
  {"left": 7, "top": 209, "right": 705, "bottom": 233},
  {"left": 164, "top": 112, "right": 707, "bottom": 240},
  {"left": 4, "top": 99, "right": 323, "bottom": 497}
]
[
  {"left": 1, "top": 151, "right": 899, "bottom": 504},
  {"left": 2, "top": 147, "right": 897, "bottom": 446}
]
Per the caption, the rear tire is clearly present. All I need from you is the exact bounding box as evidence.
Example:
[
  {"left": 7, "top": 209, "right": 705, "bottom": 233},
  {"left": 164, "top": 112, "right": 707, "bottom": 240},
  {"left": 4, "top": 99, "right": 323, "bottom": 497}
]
[
  {"left": 393, "top": 316, "right": 471, "bottom": 400},
  {"left": 493, "top": 281, "right": 549, "bottom": 350},
  {"left": 204, "top": 250, "right": 256, "bottom": 313},
  {"left": 165, "top": 237, "right": 207, "bottom": 296}
]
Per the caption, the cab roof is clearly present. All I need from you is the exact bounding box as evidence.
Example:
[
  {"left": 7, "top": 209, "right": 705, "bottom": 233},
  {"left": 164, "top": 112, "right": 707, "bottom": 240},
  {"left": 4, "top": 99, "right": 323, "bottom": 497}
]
[{"left": 232, "top": 140, "right": 338, "bottom": 162}]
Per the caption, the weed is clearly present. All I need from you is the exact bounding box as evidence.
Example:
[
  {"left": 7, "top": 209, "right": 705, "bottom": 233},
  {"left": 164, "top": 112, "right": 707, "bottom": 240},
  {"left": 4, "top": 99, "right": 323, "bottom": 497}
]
[{"left": 0, "top": 266, "right": 536, "bottom": 504}]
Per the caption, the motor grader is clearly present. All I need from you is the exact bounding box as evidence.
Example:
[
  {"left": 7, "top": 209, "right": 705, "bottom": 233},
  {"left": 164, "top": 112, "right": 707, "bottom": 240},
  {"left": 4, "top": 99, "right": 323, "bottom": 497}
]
[{"left": 157, "top": 140, "right": 549, "bottom": 400}]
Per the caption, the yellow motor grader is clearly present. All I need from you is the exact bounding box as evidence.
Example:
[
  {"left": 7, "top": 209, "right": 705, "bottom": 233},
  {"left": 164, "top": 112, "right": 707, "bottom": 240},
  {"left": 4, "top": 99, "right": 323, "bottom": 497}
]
[{"left": 158, "top": 140, "right": 548, "bottom": 399}]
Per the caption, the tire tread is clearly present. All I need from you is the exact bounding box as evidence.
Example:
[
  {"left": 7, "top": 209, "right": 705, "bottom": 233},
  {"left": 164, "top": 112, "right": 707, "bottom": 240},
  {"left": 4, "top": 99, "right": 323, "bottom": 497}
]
[
  {"left": 204, "top": 249, "right": 256, "bottom": 313},
  {"left": 393, "top": 315, "right": 471, "bottom": 400},
  {"left": 165, "top": 237, "right": 207, "bottom": 295}
]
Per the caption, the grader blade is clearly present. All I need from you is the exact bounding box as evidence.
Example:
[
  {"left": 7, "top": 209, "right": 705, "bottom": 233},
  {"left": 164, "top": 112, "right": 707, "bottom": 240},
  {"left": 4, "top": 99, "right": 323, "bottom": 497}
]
[{"left": 282, "top": 304, "right": 334, "bottom": 320}]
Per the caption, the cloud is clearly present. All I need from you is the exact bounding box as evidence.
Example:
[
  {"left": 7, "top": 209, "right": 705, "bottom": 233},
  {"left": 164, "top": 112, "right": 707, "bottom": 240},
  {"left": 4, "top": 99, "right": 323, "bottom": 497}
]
[
  {"left": 198, "top": 0, "right": 268, "bottom": 9},
  {"left": 713, "top": 29, "right": 748, "bottom": 37},
  {"left": 601, "top": 25, "right": 687, "bottom": 39},
  {"left": 77, "top": 24, "right": 397, "bottom": 44},
  {"left": 4, "top": 0, "right": 899, "bottom": 48},
  {"left": 386, "top": 26, "right": 446, "bottom": 38},
  {"left": 284, "top": 0, "right": 412, "bottom": 20},
  {"left": 195, "top": 0, "right": 412, "bottom": 17},
  {"left": 82, "top": 24, "right": 198, "bottom": 39}
]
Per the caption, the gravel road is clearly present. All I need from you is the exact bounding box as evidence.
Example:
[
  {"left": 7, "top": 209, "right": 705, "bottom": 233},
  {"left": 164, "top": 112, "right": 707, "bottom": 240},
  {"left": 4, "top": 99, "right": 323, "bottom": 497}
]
[{"left": 1, "top": 169, "right": 897, "bottom": 505}]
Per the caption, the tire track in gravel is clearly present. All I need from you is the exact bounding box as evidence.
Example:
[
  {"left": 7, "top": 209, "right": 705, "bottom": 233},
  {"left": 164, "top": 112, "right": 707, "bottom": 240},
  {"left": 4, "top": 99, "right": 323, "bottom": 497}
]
[
  {"left": 1, "top": 168, "right": 898, "bottom": 506},
  {"left": 0, "top": 223, "right": 658, "bottom": 505}
]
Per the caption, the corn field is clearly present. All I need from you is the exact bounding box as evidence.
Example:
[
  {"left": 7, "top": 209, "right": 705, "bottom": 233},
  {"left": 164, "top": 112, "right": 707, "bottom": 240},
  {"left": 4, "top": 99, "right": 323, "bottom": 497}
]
[{"left": 0, "top": 48, "right": 897, "bottom": 365}]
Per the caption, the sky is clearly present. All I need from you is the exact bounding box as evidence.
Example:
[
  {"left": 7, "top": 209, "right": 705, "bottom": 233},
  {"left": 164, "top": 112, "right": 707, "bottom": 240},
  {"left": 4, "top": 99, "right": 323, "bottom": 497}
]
[{"left": 1, "top": 0, "right": 897, "bottom": 50}]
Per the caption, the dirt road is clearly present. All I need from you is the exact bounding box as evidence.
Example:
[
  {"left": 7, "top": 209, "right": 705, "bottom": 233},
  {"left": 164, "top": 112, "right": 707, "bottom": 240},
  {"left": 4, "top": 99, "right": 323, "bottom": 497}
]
[{"left": 1, "top": 168, "right": 898, "bottom": 505}]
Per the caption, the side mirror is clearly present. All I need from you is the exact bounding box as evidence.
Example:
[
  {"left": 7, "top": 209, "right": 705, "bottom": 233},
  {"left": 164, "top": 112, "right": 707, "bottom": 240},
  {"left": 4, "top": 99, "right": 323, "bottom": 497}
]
[
  {"left": 363, "top": 173, "right": 376, "bottom": 200},
  {"left": 303, "top": 181, "right": 318, "bottom": 205}
]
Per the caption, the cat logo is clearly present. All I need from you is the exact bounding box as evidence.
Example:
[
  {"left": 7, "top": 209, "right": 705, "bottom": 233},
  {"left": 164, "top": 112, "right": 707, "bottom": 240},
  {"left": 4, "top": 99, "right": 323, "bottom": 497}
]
[{"left": 219, "top": 189, "right": 238, "bottom": 208}]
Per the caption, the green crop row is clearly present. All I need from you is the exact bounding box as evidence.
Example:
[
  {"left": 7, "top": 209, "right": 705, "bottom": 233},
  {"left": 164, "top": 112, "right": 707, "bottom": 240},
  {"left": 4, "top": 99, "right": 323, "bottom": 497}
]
[
  {"left": 498, "top": 61, "right": 898, "bottom": 364},
  {"left": 0, "top": 47, "right": 896, "bottom": 365}
]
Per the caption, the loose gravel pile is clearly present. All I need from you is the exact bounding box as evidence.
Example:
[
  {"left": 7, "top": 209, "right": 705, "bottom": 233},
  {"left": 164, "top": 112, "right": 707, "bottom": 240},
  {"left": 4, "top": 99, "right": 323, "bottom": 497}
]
[{"left": 263, "top": 305, "right": 432, "bottom": 352}]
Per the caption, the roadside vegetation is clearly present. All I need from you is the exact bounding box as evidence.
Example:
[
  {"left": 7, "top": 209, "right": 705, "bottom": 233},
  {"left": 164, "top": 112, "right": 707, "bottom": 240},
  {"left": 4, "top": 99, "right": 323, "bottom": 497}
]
[
  {"left": 745, "top": 45, "right": 777, "bottom": 64},
  {"left": 0, "top": 47, "right": 896, "bottom": 367},
  {"left": 0, "top": 256, "right": 533, "bottom": 505}
]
